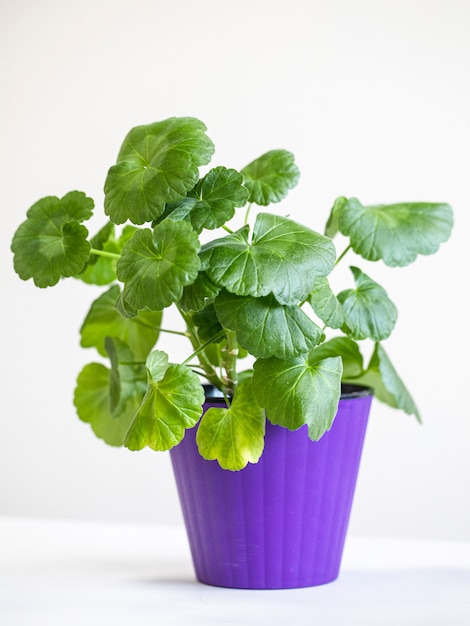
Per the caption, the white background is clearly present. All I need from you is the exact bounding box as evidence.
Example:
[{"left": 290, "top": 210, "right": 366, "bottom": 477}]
[{"left": 1, "top": 0, "right": 469, "bottom": 541}]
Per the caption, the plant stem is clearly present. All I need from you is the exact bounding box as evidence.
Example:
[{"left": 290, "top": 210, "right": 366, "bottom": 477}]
[
  {"left": 154, "top": 327, "right": 190, "bottom": 337},
  {"left": 177, "top": 305, "right": 224, "bottom": 389},
  {"left": 335, "top": 244, "right": 352, "bottom": 266},
  {"left": 181, "top": 330, "right": 226, "bottom": 366},
  {"left": 221, "top": 330, "right": 238, "bottom": 394},
  {"left": 244, "top": 202, "right": 253, "bottom": 225},
  {"left": 89, "top": 248, "right": 121, "bottom": 260}
]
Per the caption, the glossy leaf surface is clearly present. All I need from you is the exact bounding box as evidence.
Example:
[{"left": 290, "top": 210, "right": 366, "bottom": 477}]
[
  {"left": 124, "top": 351, "right": 204, "bottom": 451},
  {"left": 338, "top": 267, "right": 397, "bottom": 341},
  {"left": 104, "top": 117, "right": 214, "bottom": 224},
  {"left": 214, "top": 292, "right": 323, "bottom": 358},
  {"left": 337, "top": 198, "right": 453, "bottom": 266},
  {"left": 11, "top": 191, "right": 93, "bottom": 287},
  {"left": 241, "top": 150, "right": 300, "bottom": 205},
  {"left": 253, "top": 354, "right": 343, "bottom": 440},
  {"left": 309, "top": 337, "right": 364, "bottom": 379},
  {"left": 196, "top": 380, "right": 265, "bottom": 470},
  {"left": 117, "top": 220, "right": 200, "bottom": 311},
  {"left": 178, "top": 271, "right": 220, "bottom": 313},
  {"left": 104, "top": 337, "right": 147, "bottom": 416},
  {"left": 354, "top": 343, "right": 420, "bottom": 421},
  {"left": 74, "top": 363, "right": 143, "bottom": 446},
  {"left": 80, "top": 285, "right": 162, "bottom": 359},
  {"left": 201, "top": 213, "right": 336, "bottom": 305},
  {"left": 307, "top": 276, "right": 346, "bottom": 328},
  {"left": 164, "top": 166, "right": 249, "bottom": 232},
  {"left": 78, "top": 224, "right": 136, "bottom": 286},
  {"left": 192, "top": 303, "right": 224, "bottom": 343}
]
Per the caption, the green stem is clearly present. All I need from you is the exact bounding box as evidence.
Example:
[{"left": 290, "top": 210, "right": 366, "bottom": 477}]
[
  {"left": 335, "top": 244, "right": 352, "bottom": 266},
  {"left": 221, "top": 330, "right": 238, "bottom": 394},
  {"left": 154, "top": 327, "right": 190, "bottom": 338},
  {"left": 90, "top": 248, "right": 121, "bottom": 260},
  {"left": 182, "top": 330, "right": 226, "bottom": 366},
  {"left": 177, "top": 305, "right": 224, "bottom": 389},
  {"left": 299, "top": 245, "right": 351, "bottom": 309},
  {"left": 244, "top": 202, "right": 253, "bottom": 225},
  {"left": 189, "top": 365, "right": 210, "bottom": 377}
]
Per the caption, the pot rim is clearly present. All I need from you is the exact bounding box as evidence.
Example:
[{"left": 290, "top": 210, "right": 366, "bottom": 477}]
[{"left": 202, "top": 382, "right": 374, "bottom": 402}]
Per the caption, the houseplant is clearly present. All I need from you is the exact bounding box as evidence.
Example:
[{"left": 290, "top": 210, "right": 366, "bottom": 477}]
[{"left": 11, "top": 116, "right": 453, "bottom": 588}]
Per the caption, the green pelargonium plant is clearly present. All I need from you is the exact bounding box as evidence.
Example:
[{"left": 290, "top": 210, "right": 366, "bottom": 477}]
[{"left": 11, "top": 116, "right": 453, "bottom": 470}]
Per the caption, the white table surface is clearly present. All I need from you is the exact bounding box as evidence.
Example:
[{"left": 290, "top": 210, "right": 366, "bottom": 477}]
[{"left": 1, "top": 516, "right": 469, "bottom": 625}]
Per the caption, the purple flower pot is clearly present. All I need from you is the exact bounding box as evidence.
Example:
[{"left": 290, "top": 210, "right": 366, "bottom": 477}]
[{"left": 170, "top": 384, "right": 373, "bottom": 589}]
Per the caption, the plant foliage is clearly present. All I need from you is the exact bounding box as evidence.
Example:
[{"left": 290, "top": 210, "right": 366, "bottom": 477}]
[{"left": 11, "top": 116, "right": 453, "bottom": 470}]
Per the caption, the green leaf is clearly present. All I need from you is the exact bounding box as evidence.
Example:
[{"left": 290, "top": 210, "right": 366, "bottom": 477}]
[
  {"left": 74, "top": 362, "right": 144, "bottom": 446},
  {"left": 309, "top": 337, "right": 364, "bottom": 379},
  {"left": 355, "top": 343, "right": 420, "bottom": 421},
  {"left": 104, "top": 336, "right": 147, "bottom": 416},
  {"left": 337, "top": 266, "right": 398, "bottom": 341},
  {"left": 214, "top": 291, "right": 324, "bottom": 358},
  {"left": 105, "top": 337, "right": 122, "bottom": 414},
  {"left": 83, "top": 222, "right": 115, "bottom": 267},
  {"left": 196, "top": 379, "right": 265, "bottom": 470},
  {"left": 178, "top": 271, "right": 220, "bottom": 313},
  {"left": 116, "top": 220, "right": 201, "bottom": 311},
  {"left": 324, "top": 196, "right": 347, "bottom": 238},
  {"left": 77, "top": 224, "right": 137, "bottom": 286},
  {"left": 253, "top": 354, "right": 343, "bottom": 440},
  {"left": 337, "top": 198, "right": 453, "bottom": 266},
  {"left": 115, "top": 290, "right": 139, "bottom": 319},
  {"left": 124, "top": 351, "right": 205, "bottom": 451},
  {"left": 307, "top": 276, "right": 346, "bottom": 329},
  {"left": 104, "top": 117, "right": 215, "bottom": 225},
  {"left": 241, "top": 150, "right": 300, "bottom": 205},
  {"left": 192, "top": 304, "right": 224, "bottom": 343},
  {"left": 200, "top": 213, "right": 336, "bottom": 305},
  {"left": 165, "top": 166, "right": 249, "bottom": 232},
  {"left": 76, "top": 222, "right": 120, "bottom": 285},
  {"left": 11, "top": 191, "right": 93, "bottom": 287},
  {"left": 80, "top": 285, "right": 162, "bottom": 359}
]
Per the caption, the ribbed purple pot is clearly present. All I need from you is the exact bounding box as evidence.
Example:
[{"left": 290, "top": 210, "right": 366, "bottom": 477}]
[{"left": 170, "top": 385, "right": 373, "bottom": 589}]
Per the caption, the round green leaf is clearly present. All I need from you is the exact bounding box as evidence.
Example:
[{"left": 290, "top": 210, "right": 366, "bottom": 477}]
[
  {"left": 77, "top": 222, "right": 119, "bottom": 286},
  {"left": 324, "top": 196, "right": 347, "bottom": 238},
  {"left": 214, "top": 292, "right": 324, "bottom": 358},
  {"left": 104, "top": 117, "right": 215, "bottom": 225},
  {"left": 178, "top": 271, "right": 220, "bottom": 313},
  {"left": 116, "top": 220, "right": 201, "bottom": 311},
  {"left": 74, "top": 362, "right": 144, "bottom": 447},
  {"left": 309, "top": 337, "right": 364, "bottom": 379},
  {"left": 124, "top": 356, "right": 205, "bottom": 451},
  {"left": 338, "top": 198, "right": 453, "bottom": 266},
  {"left": 78, "top": 224, "right": 137, "bottom": 286},
  {"left": 253, "top": 354, "right": 343, "bottom": 440},
  {"left": 145, "top": 349, "right": 171, "bottom": 382},
  {"left": 241, "top": 150, "right": 300, "bottom": 206},
  {"left": 80, "top": 285, "right": 162, "bottom": 360},
  {"left": 338, "top": 266, "right": 397, "bottom": 341},
  {"left": 201, "top": 213, "right": 336, "bottom": 305},
  {"left": 354, "top": 343, "right": 420, "bottom": 422},
  {"left": 165, "top": 166, "right": 249, "bottom": 232},
  {"left": 196, "top": 379, "right": 265, "bottom": 470},
  {"left": 307, "top": 276, "right": 346, "bottom": 329},
  {"left": 192, "top": 304, "right": 224, "bottom": 343},
  {"left": 11, "top": 191, "right": 93, "bottom": 287},
  {"left": 104, "top": 336, "right": 148, "bottom": 416}
]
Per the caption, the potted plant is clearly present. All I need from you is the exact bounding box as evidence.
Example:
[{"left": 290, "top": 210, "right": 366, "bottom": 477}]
[{"left": 11, "top": 116, "right": 453, "bottom": 589}]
